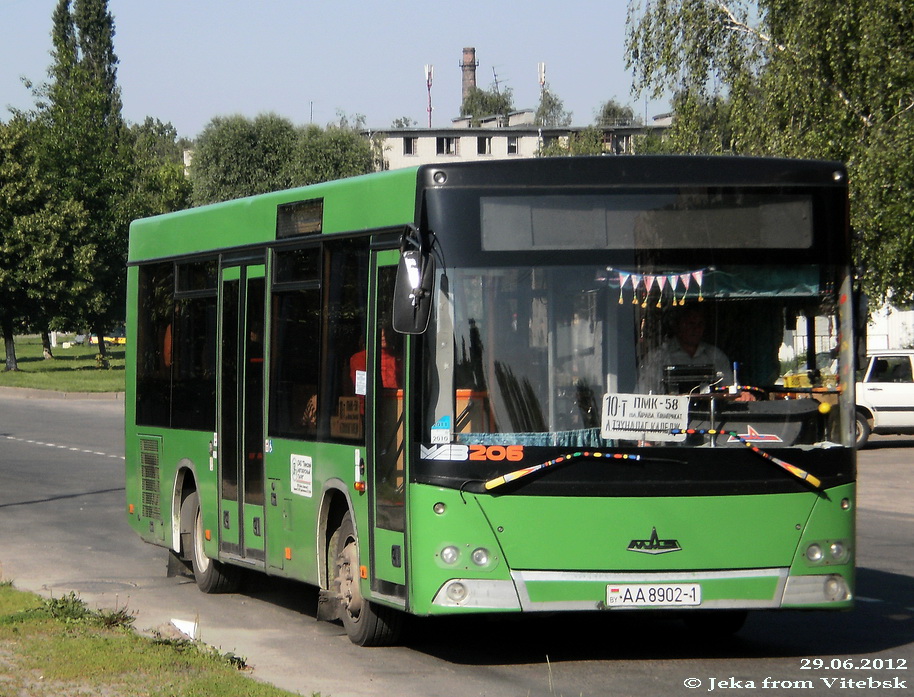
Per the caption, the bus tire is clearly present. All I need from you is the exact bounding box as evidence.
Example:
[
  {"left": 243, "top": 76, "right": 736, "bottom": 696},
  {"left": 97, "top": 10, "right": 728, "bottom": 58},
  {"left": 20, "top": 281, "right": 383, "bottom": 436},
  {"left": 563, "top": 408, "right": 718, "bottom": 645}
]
[
  {"left": 182, "top": 491, "right": 240, "bottom": 594},
  {"left": 332, "top": 512, "right": 403, "bottom": 646}
]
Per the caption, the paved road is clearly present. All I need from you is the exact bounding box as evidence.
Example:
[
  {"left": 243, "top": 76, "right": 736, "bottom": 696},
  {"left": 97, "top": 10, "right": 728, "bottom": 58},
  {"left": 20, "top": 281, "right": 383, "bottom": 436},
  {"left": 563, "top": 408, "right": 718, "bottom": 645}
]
[{"left": 0, "top": 394, "right": 911, "bottom": 697}]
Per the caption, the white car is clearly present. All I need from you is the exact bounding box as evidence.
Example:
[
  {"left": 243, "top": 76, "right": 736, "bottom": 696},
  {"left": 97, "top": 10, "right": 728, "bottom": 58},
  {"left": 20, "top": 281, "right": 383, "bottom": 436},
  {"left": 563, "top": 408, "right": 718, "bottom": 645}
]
[{"left": 855, "top": 349, "right": 914, "bottom": 447}]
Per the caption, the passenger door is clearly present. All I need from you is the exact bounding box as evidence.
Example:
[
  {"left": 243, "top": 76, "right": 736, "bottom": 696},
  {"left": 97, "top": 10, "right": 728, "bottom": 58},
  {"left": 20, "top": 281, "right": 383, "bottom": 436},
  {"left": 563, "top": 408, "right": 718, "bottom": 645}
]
[
  {"left": 218, "top": 262, "right": 266, "bottom": 566},
  {"left": 367, "top": 252, "right": 407, "bottom": 602}
]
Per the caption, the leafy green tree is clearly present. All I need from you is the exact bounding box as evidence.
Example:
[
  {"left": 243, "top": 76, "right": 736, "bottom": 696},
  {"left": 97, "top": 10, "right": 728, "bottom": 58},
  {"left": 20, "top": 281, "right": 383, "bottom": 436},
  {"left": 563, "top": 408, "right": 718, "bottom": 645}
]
[
  {"left": 191, "top": 114, "right": 375, "bottom": 204},
  {"left": 460, "top": 86, "right": 515, "bottom": 125},
  {"left": 595, "top": 99, "right": 638, "bottom": 127},
  {"left": 286, "top": 124, "right": 375, "bottom": 186},
  {"left": 537, "top": 127, "right": 607, "bottom": 157},
  {"left": 391, "top": 116, "right": 417, "bottom": 129},
  {"left": 128, "top": 118, "right": 192, "bottom": 218},
  {"left": 625, "top": 0, "right": 914, "bottom": 304},
  {"left": 0, "top": 117, "right": 93, "bottom": 370},
  {"left": 29, "top": 0, "right": 133, "bottom": 362},
  {"left": 535, "top": 84, "right": 573, "bottom": 127},
  {"left": 636, "top": 91, "right": 733, "bottom": 154},
  {"left": 190, "top": 113, "right": 297, "bottom": 205}
]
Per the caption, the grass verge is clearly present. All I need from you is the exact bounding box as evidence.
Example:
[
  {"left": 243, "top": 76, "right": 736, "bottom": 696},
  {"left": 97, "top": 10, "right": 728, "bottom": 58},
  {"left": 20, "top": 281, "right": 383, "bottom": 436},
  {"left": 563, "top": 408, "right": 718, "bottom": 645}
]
[
  {"left": 0, "top": 335, "right": 124, "bottom": 393},
  {"left": 0, "top": 581, "right": 306, "bottom": 697}
]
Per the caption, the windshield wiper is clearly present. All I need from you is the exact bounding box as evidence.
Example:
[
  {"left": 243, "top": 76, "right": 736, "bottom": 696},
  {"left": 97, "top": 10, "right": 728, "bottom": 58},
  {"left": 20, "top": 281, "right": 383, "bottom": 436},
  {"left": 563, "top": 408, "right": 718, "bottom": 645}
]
[
  {"left": 670, "top": 428, "right": 823, "bottom": 489},
  {"left": 483, "top": 450, "right": 672, "bottom": 491}
]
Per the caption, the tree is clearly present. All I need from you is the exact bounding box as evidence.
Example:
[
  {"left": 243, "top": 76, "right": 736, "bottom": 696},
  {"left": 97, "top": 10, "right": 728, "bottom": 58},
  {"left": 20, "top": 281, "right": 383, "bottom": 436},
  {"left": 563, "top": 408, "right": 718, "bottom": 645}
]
[
  {"left": 391, "top": 116, "right": 417, "bottom": 129},
  {"left": 128, "top": 117, "right": 192, "bottom": 218},
  {"left": 0, "top": 116, "right": 93, "bottom": 371},
  {"left": 286, "top": 124, "right": 375, "bottom": 187},
  {"left": 30, "top": 0, "right": 133, "bottom": 363},
  {"left": 595, "top": 99, "right": 638, "bottom": 127},
  {"left": 625, "top": 0, "right": 914, "bottom": 304},
  {"left": 535, "top": 84, "right": 573, "bottom": 127},
  {"left": 538, "top": 126, "right": 606, "bottom": 157},
  {"left": 460, "top": 85, "right": 515, "bottom": 125},
  {"left": 190, "top": 114, "right": 375, "bottom": 205},
  {"left": 190, "top": 113, "right": 297, "bottom": 205}
]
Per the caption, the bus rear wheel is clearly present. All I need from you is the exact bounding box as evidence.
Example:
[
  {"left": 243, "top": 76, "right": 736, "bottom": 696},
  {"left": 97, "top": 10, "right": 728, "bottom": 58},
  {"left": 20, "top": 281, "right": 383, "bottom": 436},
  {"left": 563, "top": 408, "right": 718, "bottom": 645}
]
[
  {"left": 332, "top": 512, "right": 403, "bottom": 646},
  {"left": 182, "top": 491, "right": 240, "bottom": 594}
]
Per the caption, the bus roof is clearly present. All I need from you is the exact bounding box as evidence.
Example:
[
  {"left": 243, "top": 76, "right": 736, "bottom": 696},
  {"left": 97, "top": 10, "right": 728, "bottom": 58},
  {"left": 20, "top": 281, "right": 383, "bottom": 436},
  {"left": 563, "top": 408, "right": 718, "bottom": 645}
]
[
  {"left": 128, "top": 166, "right": 421, "bottom": 263},
  {"left": 128, "top": 156, "right": 846, "bottom": 263}
]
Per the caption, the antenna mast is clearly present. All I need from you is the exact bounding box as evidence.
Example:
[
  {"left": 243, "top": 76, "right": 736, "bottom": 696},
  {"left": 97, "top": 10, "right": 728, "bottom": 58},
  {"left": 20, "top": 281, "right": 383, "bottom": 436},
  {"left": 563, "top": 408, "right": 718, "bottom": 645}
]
[{"left": 425, "top": 64, "right": 434, "bottom": 128}]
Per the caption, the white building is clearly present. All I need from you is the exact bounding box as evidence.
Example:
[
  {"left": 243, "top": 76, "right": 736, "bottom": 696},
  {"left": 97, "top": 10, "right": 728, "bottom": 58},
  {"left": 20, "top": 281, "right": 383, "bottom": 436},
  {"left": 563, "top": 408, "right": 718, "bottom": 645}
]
[
  {"left": 368, "top": 109, "right": 656, "bottom": 171},
  {"left": 866, "top": 304, "right": 914, "bottom": 349}
]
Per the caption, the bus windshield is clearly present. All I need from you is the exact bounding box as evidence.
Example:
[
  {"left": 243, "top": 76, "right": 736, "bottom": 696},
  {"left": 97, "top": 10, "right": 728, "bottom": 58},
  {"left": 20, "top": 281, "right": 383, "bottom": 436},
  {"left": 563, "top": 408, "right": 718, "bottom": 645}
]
[{"left": 421, "top": 191, "right": 853, "bottom": 456}]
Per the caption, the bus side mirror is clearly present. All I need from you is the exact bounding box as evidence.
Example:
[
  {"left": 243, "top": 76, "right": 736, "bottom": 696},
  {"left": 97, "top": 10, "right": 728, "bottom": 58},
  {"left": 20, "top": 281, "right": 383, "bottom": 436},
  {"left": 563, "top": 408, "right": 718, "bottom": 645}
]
[{"left": 392, "top": 226, "right": 435, "bottom": 335}]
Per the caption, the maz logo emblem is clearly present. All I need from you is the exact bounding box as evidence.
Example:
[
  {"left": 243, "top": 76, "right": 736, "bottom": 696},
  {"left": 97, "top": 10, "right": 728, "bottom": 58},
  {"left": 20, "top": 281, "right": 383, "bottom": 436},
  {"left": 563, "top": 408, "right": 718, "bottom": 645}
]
[{"left": 627, "top": 527, "right": 682, "bottom": 554}]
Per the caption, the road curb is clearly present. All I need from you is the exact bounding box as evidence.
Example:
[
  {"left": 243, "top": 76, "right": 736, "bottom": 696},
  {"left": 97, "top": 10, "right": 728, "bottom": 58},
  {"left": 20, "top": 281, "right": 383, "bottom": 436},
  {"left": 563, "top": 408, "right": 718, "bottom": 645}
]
[{"left": 0, "top": 386, "right": 124, "bottom": 401}]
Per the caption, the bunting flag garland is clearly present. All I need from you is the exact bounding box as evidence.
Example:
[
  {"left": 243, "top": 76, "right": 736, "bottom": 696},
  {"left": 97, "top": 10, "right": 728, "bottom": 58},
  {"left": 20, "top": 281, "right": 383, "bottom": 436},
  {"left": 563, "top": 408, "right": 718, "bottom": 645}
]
[
  {"left": 692, "top": 269, "right": 705, "bottom": 302},
  {"left": 677, "top": 273, "right": 691, "bottom": 305},
  {"left": 655, "top": 276, "right": 667, "bottom": 308},
  {"left": 607, "top": 267, "right": 709, "bottom": 308},
  {"left": 617, "top": 271, "right": 630, "bottom": 304},
  {"left": 641, "top": 275, "right": 657, "bottom": 308},
  {"left": 630, "top": 273, "right": 642, "bottom": 304}
]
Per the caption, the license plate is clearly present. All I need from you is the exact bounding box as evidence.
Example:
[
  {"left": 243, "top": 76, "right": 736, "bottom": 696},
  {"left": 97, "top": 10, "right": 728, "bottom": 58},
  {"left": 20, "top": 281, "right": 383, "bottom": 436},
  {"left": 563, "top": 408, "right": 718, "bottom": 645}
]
[{"left": 606, "top": 583, "right": 701, "bottom": 607}]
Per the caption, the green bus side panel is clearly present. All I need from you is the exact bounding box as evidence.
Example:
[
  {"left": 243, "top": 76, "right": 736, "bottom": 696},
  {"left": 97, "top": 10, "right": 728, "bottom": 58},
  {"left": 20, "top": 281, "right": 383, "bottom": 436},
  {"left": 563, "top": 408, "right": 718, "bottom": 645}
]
[
  {"left": 373, "top": 528, "right": 407, "bottom": 586},
  {"left": 125, "top": 428, "right": 217, "bottom": 555},
  {"left": 127, "top": 168, "right": 420, "bottom": 263},
  {"left": 262, "top": 438, "right": 365, "bottom": 585}
]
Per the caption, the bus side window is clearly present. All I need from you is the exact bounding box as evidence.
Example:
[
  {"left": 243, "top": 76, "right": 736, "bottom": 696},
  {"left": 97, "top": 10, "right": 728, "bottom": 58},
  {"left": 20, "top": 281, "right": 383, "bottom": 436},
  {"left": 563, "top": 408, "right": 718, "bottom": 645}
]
[
  {"left": 268, "top": 288, "right": 320, "bottom": 439},
  {"left": 324, "top": 241, "right": 369, "bottom": 442}
]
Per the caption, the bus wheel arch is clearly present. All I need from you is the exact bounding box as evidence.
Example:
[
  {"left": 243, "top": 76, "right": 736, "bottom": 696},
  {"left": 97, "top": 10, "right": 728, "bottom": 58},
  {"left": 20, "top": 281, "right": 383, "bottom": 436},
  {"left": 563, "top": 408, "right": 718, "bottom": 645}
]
[
  {"left": 317, "top": 485, "right": 350, "bottom": 591},
  {"left": 178, "top": 489, "right": 241, "bottom": 594},
  {"left": 331, "top": 511, "right": 403, "bottom": 646},
  {"left": 173, "top": 462, "right": 197, "bottom": 554}
]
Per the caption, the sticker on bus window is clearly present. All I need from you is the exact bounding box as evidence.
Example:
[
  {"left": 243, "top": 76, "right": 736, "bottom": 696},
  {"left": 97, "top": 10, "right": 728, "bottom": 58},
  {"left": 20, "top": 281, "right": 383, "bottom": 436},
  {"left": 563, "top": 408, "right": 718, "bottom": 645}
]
[
  {"left": 354, "top": 370, "right": 367, "bottom": 396},
  {"left": 291, "top": 454, "right": 313, "bottom": 497},
  {"left": 601, "top": 393, "right": 687, "bottom": 442},
  {"left": 431, "top": 415, "right": 451, "bottom": 444}
]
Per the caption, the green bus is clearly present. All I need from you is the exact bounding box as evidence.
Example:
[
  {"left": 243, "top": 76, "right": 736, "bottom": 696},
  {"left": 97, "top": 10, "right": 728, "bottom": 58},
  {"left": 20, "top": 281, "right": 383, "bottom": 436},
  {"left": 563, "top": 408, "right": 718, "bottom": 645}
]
[{"left": 125, "top": 156, "right": 855, "bottom": 646}]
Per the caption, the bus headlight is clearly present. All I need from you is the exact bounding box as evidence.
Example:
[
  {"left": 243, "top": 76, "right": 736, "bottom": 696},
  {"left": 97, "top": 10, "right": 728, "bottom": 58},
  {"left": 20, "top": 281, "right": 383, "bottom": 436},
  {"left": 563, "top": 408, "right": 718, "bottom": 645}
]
[
  {"left": 440, "top": 546, "right": 460, "bottom": 565},
  {"left": 782, "top": 573, "right": 852, "bottom": 605},
  {"left": 805, "top": 543, "right": 824, "bottom": 563},
  {"left": 823, "top": 575, "right": 849, "bottom": 602},
  {"left": 828, "top": 541, "right": 849, "bottom": 563},
  {"left": 804, "top": 540, "right": 850, "bottom": 566},
  {"left": 445, "top": 582, "right": 468, "bottom": 603},
  {"left": 471, "top": 547, "right": 490, "bottom": 566}
]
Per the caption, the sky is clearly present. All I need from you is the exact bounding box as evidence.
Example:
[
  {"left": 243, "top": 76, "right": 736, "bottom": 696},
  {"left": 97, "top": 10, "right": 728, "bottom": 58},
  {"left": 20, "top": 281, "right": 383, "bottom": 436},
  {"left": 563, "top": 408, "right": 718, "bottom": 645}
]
[{"left": 0, "top": 0, "right": 667, "bottom": 140}]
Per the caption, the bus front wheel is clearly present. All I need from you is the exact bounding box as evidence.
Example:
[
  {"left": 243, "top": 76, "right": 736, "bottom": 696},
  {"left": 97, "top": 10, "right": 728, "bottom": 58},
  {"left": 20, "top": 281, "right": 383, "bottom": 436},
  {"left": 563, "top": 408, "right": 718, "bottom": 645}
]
[
  {"left": 332, "top": 512, "right": 403, "bottom": 646},
  {"left": 182, "top": 491, "right": 240, "bottom": 594}
]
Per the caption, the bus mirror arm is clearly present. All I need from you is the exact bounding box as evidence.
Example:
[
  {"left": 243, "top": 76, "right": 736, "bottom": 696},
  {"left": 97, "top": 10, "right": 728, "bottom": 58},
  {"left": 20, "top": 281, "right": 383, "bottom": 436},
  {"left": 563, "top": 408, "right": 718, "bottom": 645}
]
[{"left": 393, "top": 225, "right": 436, "bottom": 335}]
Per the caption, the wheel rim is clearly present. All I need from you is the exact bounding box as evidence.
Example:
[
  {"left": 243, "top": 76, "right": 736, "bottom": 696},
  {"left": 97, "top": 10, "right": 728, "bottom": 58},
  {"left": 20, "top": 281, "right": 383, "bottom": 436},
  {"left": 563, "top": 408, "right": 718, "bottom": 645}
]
[
  {"left": 337, "top": 538, "right": 364, "bottom": 620},
  {"left": 194, "top": 506, "right": 210, "bottom": 574}
]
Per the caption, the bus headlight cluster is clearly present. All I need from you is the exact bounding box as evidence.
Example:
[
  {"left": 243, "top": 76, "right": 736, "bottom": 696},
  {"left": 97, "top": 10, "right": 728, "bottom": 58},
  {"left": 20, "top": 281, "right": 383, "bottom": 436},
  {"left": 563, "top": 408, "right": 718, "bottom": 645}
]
[
  {"left": 438, "top": 545, "right": 494, "bottom": 568},
  {"left": 823, "top": 574, "right": 850, "bottom": 602},
  {"left": 440, "top": 546, "right": 460, "bottom": 565},
  {"left": 804, "top": 539, "right": 851, "bottom": 565}
]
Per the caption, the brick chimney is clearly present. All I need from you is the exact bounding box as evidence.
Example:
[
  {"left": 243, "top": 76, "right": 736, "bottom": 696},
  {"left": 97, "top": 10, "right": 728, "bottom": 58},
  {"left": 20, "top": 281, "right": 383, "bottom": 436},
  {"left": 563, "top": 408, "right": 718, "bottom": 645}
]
[{"left": 461, "top": 47, "right": 478, "bottom": 101}]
